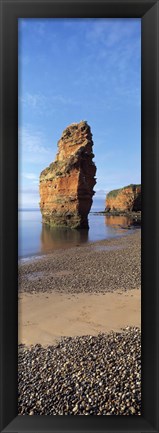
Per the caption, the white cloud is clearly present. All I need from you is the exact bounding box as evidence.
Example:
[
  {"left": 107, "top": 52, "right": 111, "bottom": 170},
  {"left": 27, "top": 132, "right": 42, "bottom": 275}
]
[
  {"left": 18, "top": 126, "right": 53, "bottom": 165},
  {"left": 18, "top": 126, "right": 56, "bottom": 208},
  {"left": 20, "top": 92, "right": 47, "bottom": 111},
  {"left": 18, "top": 184, "right": 40, "bottom": 209},
  {"left": 18, "top": 192, "right": 39, "bottom": 209},
  {"left": 19, "top": 92, "right": 80, "bottom": 114},
  {"left": 85, "top": 19, "right": 140, "bottom": 49},
  {"left": 94, "top": 189, "right": 106, "bottom": 198},
  {"left": 72, "top": 19, "right": 141, "bottom": 108},
  {"left": 51, "top": 95, "right": 79, "bottom": 106},
  {"left": 22, "top": 172, "right": 38, "bottom": 180}
]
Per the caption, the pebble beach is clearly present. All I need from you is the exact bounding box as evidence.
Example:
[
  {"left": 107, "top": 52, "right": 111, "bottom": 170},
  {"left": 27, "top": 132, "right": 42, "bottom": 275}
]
[
  {"left": 19, "top": 230, "right": 141, "bottom": 295},
  {"left": 18, "top": 229, "right": 141, "bottom": 416}
]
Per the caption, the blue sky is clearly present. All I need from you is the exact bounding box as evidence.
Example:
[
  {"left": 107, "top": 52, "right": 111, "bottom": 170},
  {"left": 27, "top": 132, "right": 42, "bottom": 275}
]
[{"left": 18, "top": 18, "right": 141, "bottom": 209}]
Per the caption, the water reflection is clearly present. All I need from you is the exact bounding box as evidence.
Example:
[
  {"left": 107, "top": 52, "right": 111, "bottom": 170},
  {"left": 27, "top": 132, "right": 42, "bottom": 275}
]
[
  {"left": 18, "top": 210, "right": 140, "bottom": 258},
  {"left": 40, "top": 223, "right": 89, "bottom": 253},
  {"left": 105, "top": 215, "right": 140, "bottom": 229}
]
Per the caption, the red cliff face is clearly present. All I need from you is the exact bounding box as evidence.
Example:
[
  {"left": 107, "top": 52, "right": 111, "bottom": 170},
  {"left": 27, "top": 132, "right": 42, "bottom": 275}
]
[
  {"left": 105, "top": 185, "right": 141, "bottom": 212},
  {"left": 39, "top": 121, "right": 96, "bottom": 228}
]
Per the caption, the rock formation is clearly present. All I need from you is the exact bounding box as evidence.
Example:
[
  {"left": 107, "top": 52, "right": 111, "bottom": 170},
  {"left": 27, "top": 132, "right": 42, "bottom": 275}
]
[
  {"left": 39, "top": 121, "right": 96, "bottom": 228},
  {"left": 105, "top": 184, "right": 141, "bottom": 212}
]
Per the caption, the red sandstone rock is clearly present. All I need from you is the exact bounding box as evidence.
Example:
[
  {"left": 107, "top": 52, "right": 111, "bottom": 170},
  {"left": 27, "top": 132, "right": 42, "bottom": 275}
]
[
  {"left": 105, "top": 184, "right": 141, "bottom": 212},
  {"left": 39, "top": 121, "right": 96, "bottom": 228}
]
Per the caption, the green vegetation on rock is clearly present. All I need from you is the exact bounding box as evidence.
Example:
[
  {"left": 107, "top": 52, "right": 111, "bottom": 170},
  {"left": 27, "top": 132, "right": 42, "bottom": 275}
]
[{"left": 107, "top": 184, "right": 141, "bottom": 198}]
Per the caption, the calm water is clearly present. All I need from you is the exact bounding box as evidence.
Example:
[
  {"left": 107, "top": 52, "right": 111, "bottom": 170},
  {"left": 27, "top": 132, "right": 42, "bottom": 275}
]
[{"left": 18, "top": 205, "right": 139, "bottom": 259}]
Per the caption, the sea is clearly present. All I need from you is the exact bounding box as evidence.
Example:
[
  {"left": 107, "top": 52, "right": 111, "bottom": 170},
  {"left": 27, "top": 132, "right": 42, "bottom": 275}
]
[{"left": 18, "top": 198, "right": 139, "bottom": 259}]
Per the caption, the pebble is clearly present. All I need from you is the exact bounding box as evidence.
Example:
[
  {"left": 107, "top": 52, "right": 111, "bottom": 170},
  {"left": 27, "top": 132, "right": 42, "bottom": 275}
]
[
  {"left": 18, "top": 327, "right": 141, "bottom": 416},
  {"left": 18, "top": 231, "right": 141, "bottom": 295}
]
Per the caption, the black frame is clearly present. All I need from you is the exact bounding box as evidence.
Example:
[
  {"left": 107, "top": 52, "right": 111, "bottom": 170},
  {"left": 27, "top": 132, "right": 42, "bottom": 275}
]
[{"left": 0, "top": 0, "right": 159, "bottom": 432}]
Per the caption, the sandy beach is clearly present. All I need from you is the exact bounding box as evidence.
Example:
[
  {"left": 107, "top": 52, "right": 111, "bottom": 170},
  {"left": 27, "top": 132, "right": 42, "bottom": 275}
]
[
  {"left": 18, "top": 229, "right": 141, "bottom": 415},
  {"left": 19, "top": 290, "right": 140, "bottom": 346}
]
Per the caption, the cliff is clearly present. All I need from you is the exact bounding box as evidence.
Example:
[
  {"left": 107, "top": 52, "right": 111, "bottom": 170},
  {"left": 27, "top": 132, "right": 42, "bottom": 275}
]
[
  {"left": 39, "top": 121, "right": 96, "bottom": 229},
  {"left": 105, "top": 184, "right": 141, "bottom": 212}
]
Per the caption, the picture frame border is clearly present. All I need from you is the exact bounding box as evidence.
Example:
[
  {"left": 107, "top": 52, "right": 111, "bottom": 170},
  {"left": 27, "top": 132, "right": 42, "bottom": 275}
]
[{"left": 0, "top": 0, "right": 159, "bottom": 432}]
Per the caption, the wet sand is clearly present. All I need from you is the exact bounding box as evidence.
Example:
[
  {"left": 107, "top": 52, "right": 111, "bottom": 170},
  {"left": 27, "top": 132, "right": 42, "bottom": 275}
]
[
  {"left": 18, "top": 230, "right": 141, "bottom": 345},
  {"left": 19, "top": 289, "right": 141, "bottom": 346}
]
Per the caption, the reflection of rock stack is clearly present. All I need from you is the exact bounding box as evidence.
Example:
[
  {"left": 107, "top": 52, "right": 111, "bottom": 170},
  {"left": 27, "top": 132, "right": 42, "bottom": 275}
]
[
  {"left": 105, "top": 185, "right": 141, "bottom": 212},
  {"left": 39, "top": 121, "right": 96, "bottom": 229},
  {"left": 40, "top": 224, "right": 89, "bottom": 253},
  {"left": 105, "top": 215, "right": 132, "bottom": 228}
]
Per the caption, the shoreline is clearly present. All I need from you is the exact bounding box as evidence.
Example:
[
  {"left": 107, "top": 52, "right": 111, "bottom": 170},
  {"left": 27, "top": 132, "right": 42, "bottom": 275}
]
[
  {"left": 19, "top": 229, "right": 141, "bottom": 295},
  {"left": 18, "top": 229, "right": 141, "bottom": 415},
  {"left": 18, "top": 219, "right": 140, "bottom": 262}
]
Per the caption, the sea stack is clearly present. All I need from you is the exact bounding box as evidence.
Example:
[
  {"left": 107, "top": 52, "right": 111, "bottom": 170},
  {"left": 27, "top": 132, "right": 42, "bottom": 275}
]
[
  {"left": 39, "top": 121, "right": 96, "bottom": 229},
  {"left": 105, "top": 184, "right": 141, "bottom": 212}
]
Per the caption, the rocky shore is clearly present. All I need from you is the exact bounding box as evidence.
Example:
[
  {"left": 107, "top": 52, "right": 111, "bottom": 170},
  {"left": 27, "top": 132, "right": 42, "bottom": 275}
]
[
  {"left": 91, "top": 210, "right": 141, "bottom": 225},
  {"left": 18, "top": 230, "right": 141, "bottom": 416}
]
